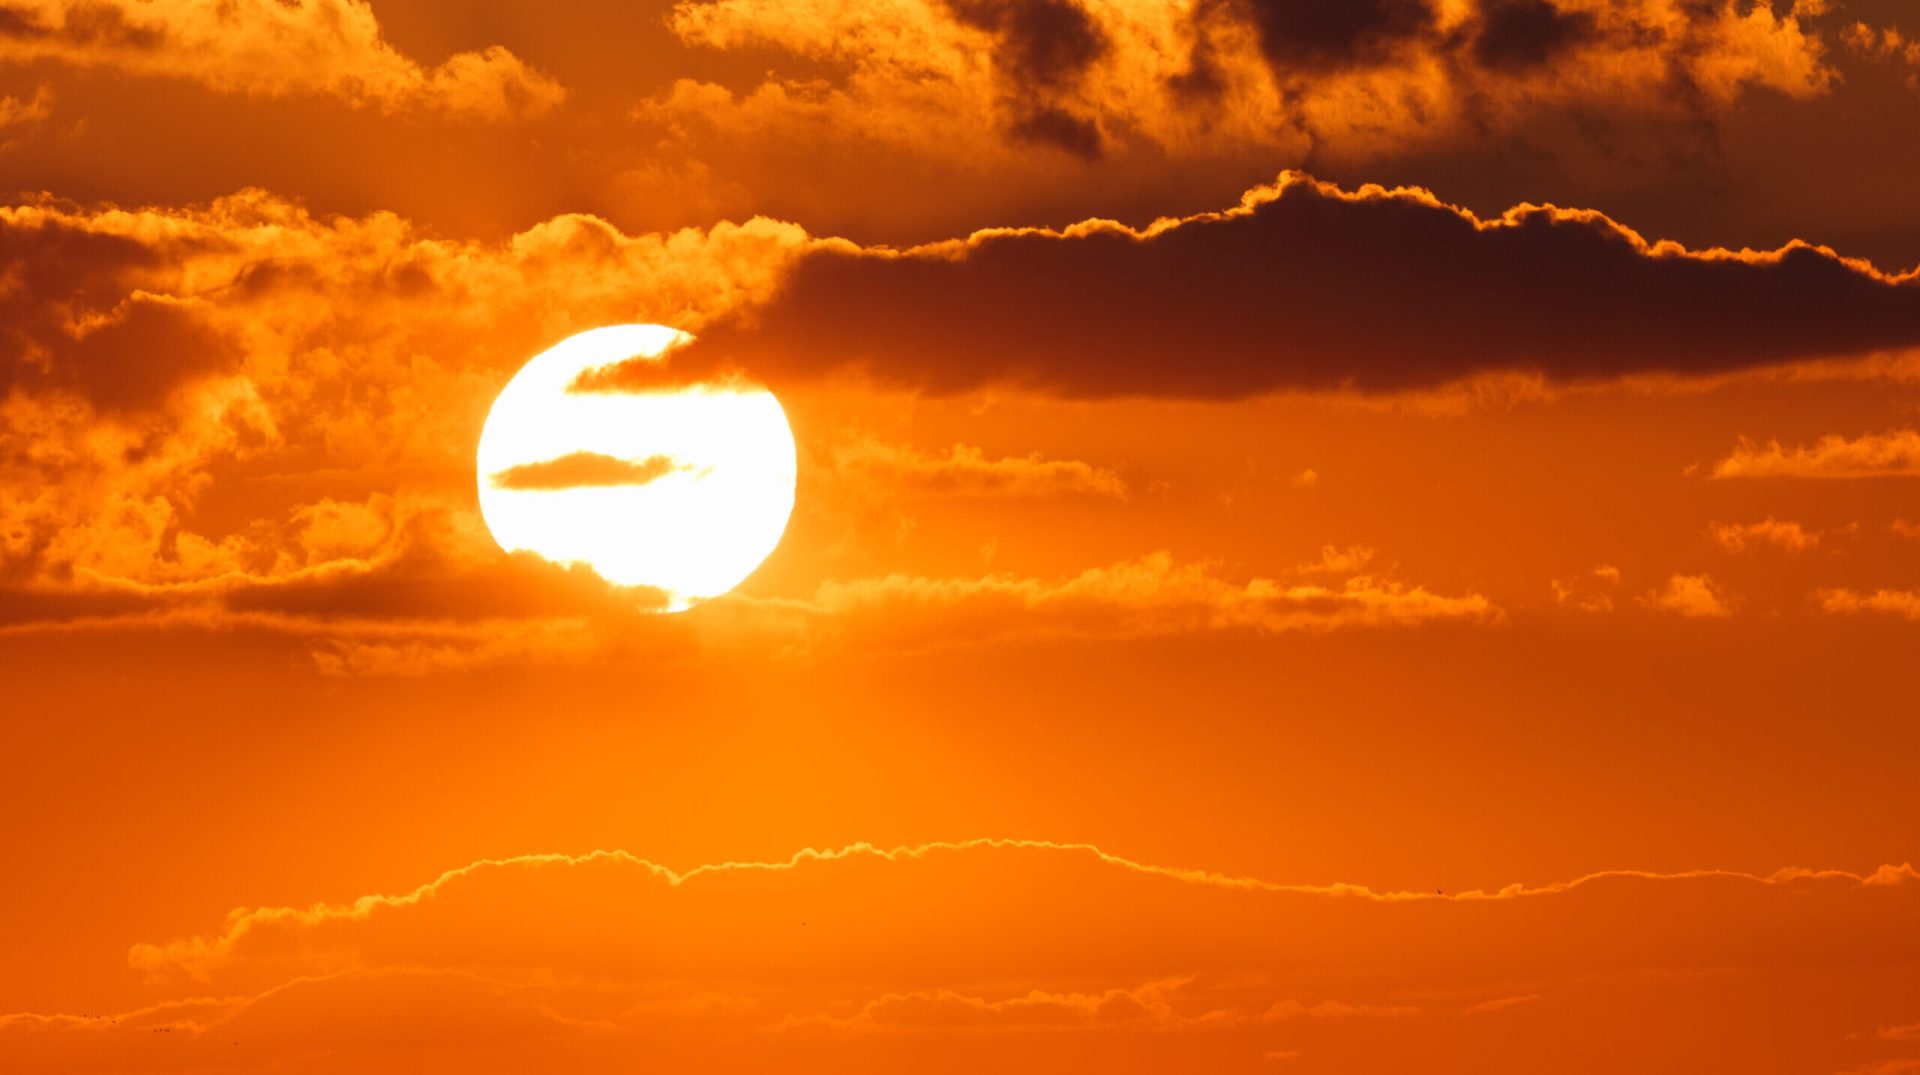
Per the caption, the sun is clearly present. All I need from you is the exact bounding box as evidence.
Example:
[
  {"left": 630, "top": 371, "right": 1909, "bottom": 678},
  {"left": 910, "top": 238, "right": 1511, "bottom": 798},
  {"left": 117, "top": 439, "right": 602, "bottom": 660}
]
[{"left": 475, "top": 324, "right": 796, "bottom": 611}]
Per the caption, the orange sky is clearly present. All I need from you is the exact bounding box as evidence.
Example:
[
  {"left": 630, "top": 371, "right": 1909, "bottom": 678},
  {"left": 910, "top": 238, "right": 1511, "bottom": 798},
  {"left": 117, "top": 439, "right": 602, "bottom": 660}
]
[{"left": 4, "top": 1, "right": 1920, "bottom": 1072}]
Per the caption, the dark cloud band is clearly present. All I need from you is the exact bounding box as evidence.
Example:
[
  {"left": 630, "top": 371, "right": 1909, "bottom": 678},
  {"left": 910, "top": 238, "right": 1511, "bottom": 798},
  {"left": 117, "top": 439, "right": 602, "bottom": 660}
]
[{"left": 660, "top": 173, "right": 1920, "bottom": 400}]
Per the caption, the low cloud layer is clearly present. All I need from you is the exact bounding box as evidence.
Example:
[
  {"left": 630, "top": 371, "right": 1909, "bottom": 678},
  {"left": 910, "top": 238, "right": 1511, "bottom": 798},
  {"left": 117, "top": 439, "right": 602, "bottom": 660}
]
[{"left": 2, "top": 839, "right": 1911, "bottom": 1073}]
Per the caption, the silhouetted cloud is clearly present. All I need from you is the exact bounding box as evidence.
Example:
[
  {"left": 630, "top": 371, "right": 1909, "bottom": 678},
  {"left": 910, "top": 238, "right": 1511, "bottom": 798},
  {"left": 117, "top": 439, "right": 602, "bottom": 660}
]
[
  {"left": 654, "top": 173, "right": 1920, "bottom": 400},
  {"left": 489, "top": 452, "right": 690, "bottom": 491},
  {"left": 1199, "top": 0, "right": 1436, "bottom": 74},
  {"left": 945, "top": 0, "right": 1110, "bottom": 155},
  {"left": 1465, "top": 0, "right": 1599, "bottom": 70}
]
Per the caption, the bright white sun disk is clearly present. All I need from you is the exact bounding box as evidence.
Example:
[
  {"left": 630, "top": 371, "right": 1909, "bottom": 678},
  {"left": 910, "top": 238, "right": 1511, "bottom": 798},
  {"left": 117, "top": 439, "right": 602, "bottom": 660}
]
[{"left": 475, "top": 325, "right": 796, "bottom": 610}]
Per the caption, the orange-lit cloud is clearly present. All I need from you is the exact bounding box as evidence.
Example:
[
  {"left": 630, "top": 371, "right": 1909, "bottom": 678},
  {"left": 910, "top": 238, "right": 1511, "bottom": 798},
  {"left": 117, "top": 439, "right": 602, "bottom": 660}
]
[
  {"left": 1709, "top": 517, "right": 1820, "bottom": 553},
  {"left": 1843, "top": 20, "right": 1920, "bottom": 88},
  {"left": 830, "top": 438, "right": 1128, "bottom": 498},
  {"left": 725, "top": 550, "right": 1499, "bottom": 655},
  {"left": 0, "top": 0, "right": 564, "bottom": 118},
  {"left": 1551, "top": 563, "right": 1622, "bottom": 612},
  {"left": 652, "top": 0, "right": 1832, "bottom": 168},
  {"left": 1639, "top": 573, "right": 1733, "bottom": 617},
  {"left": 0, "top": 81, "right": 50, "bottom": 138},
  {"left": 2, "top": 839, "right": 1909, "bottom": 1072},
  {"left": 1712, "top": 429, "right": 1920, "bottom": 479},
  {"left": 0, "top": 189, "right": 812, "bottom": 614},
  {"left": 1816, "top": 588, "right": 1920, "bottom": 622},
  {"left": 9, "top": 5, "right": 1920, "bottom": 1074}
]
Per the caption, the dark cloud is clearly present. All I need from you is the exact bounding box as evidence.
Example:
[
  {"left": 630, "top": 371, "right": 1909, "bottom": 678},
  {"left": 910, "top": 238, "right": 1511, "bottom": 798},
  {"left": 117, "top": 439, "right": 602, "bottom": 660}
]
[
  {"left": 946, "top": 0, "right": 1108, "bottom": 86},
  {"left": 943, "top": 0, "right": 1109, "bottom": 157},
  {"left": 1200, "top": 0, "right": 1437, "bottom": 75},
  {"left": 0, "top": 215, "right": 238, "bottom": 410},
  {"left": 1007, "top": 105, "right": 1104, "bottom": 158},
  {"left": 0, "top": 2, "right": 165, "bottom": 48},
  {"left": 488, "top": 452, "right": 687, "bottom": 491},
  {"left": 647, "top": 174, "right": 1920, "bottom": 401},
  {"left": 1466, "top": 0, "right": 1601, "bottom": 70}
]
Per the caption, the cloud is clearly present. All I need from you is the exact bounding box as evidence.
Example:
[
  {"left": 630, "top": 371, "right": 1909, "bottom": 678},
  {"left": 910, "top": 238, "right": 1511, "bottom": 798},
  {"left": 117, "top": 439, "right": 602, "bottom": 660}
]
[
  {"left": 1464, "top": 993, "right": 1541, "bottom": 1014},
  {"left": 943, "top": 0, "right": 1112, "bottom": 157},
  {"left": 0, "top": 540, "right": 1495, "bottom": 673},
  {"left": 1552, "top": 564, "right": 1622, "bottom": 612},
  {"left": 1712, "top": 430, "right": 1920, "bottom": 479},
  {"left": 0, "top": 0, "right": 564, "bottom": 118},
  {"left": 121, "top": 838, "right": 1918, "bottom": 981},
  {"left": 723, "top": 550, "right": 1499, "bottom": 654},
  {"left": 1639, "top": 573, "right": 1733, "bottom": 617},
  {"left": 0, "top": 189, "right": 813, "bottom": 621},
  {"left": 0, "top": 81, "right": 50, "bottom": 137},
  {"left": 11, "top": 175, "right": 1916, "bottom": 660},
  {"left": 1816, "top": 589, "right": 1920, "bottom": 622},
  {"left": 664, "top": 173, "right": 1920, "bottom": 400},
  {"left": 487, "top": 452, "right": 692, "bottom": 492},
  {"left": 781, "top": 978, "right": 1197, "bottom": 1032},
  {"left": 0, "top": 839, "right": 1901, "bottom": 1071},
  {"left": 829, "top": 438, "right": 1127, "bottom": 498},
  {"left": 1709, "top": 517, "right": 1820, "bottom": 553},
  {"left": 653, "top": 0, "right": 1832, "bottom": 170},
  {"left": 1842, "top": 21, "right": 1920, "bottom": 89}
]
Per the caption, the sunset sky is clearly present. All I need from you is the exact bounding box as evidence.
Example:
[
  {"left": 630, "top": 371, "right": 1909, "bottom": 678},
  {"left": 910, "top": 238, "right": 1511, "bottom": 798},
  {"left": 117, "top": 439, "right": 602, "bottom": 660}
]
[{"left": 4, "top": 1, "right": 1920, "bottom": 1071}]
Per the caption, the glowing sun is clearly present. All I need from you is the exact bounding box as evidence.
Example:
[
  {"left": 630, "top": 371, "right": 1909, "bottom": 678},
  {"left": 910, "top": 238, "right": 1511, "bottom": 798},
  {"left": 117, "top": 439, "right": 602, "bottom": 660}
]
[{"left": 476, "top": 324, "right": 796, "bottom": 610}]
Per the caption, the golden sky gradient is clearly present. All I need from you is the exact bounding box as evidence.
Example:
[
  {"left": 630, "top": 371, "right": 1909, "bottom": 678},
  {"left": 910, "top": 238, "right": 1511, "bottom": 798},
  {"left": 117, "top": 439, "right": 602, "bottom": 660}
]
[{"left": 3, "top": 1, "right": 1920, "bottom": 1072}]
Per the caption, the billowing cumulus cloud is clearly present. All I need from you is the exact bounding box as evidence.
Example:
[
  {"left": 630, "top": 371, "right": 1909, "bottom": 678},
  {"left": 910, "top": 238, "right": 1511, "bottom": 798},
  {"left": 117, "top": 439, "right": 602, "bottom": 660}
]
[
  {"left": 661, "top": 173, "right": 1920, "bottom": 400},
  {"left": 653, "top": 0, "right": 1830, "bottom": 172},
  {"left": 0, "top": 0, "right": 565, "bottom": 118}
]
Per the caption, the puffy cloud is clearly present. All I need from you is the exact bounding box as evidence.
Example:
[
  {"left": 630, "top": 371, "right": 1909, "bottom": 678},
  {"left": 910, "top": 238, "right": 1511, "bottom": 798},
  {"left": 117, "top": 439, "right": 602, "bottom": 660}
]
[
  {"left": 1639, "top": 572, "right": 1733, "bottom": 617},
  {"left": 1816, "top": 588, "right": 1920, "bottom": 622},
  {"left": 1709, "top": 517, "right": 1819, "bottom": 553},
  {"left": 1712, "top": 430, "right": 1920, "bottom": 479},
  {"left": 0, "top": 0, "right": 564, "bottom": 118},
  {"left": 660, "top": 173, "right": 1920, "bottom": 400}
]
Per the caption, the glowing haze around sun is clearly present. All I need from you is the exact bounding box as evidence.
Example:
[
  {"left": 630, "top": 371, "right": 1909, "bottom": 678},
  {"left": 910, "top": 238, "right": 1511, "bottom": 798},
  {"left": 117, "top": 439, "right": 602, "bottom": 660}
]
[{"left": 476, "top": 325, "right": 796, "bottom": 610}]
